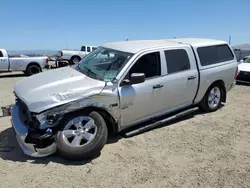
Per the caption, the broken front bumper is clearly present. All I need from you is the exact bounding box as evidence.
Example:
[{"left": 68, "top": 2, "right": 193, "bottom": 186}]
[{"left": 11, "top": 105, "right": 57, "bottom": 157}]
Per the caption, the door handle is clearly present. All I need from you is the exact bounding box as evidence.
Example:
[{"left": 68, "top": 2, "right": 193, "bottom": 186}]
[
  {"left": 153, "top": 84, "right": 164, "bottom": 89},
  {"left": 187, "top": 76, "right": 196, "bottom": 80}
]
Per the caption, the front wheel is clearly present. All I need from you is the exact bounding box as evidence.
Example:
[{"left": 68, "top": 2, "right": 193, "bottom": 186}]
[
  {"left": 56, "top": 111, "right": 108, "bottom": 161},
  {"left": 198, "top": 85, "right": 222, "bottom": 113}
]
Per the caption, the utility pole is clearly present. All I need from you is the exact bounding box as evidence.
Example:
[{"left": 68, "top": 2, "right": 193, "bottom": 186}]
[
  {"left": 229, "top": 36, "right": 231, "bottom": 45},
  {"left": 65, "top": 36, "right": 68, "bottom": 49}
]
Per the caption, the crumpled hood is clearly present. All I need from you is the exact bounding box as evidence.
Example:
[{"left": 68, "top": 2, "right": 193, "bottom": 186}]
[
  {"left": 14, "top": 67, "right": 106, "bottom": 113},
  {"left": 238, "top": 63, "right": 250, "bottom": 72}
]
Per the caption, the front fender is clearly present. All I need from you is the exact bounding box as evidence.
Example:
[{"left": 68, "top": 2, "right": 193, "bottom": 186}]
[
  {"left": 54, "top": 94, "right": 120, "bottom": 123},
  {"left": 76, "top": 96, "right": 120, "bottom": 122}
]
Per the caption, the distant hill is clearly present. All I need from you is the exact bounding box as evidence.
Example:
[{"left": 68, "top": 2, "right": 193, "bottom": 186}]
[{"left": 231, "top": 44, "right": 250, "bottom": 51}]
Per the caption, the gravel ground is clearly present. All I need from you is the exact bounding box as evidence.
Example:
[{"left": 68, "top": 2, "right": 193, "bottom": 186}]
[{"left": 0, "top": 71, "right": 250, "bottom": 188}]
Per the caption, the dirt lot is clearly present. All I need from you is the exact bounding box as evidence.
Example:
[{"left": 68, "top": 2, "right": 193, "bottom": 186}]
[{"left": 0, "top": 71, "right": 250, "bottom": 188}]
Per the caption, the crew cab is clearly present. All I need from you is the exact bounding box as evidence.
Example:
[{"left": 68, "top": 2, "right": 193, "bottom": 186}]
[
  {"left": 56, "top": 45, "right": 97, "bottom": 65},
  {"left": 11, "top": 38, "right": 238, "bottom": 160},
  {"left": 0, "top": 49, "right": 48, "bottom": 76}
]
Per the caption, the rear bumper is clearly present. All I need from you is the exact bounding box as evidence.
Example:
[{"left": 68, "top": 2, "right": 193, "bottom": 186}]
[{"left": 11, "top": 105, "right": 57, "bottom": 157}]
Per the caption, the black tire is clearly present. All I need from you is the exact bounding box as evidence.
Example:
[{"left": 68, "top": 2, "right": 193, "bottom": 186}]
[
  {"left": 25, "top": 64, "right": 42, "bottom": 76},
  {"left": 56, "top": 111, "right": 108, "bottom": 161},
  {"left": 70, "top": 56, "right": 81, "bottom": 65},
  {"left": 198, "top": 84, "right": 223, "bottom": 113}
]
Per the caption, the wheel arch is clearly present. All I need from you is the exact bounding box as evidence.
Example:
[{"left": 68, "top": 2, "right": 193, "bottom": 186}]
[
  {"left": 67, "top": 106, "right": 118, "bottom": 136},
  {"left": 70, "top": 55, "right": 81, "bottom": 61},
  {"left": 26, "top": 62, "right": 41, "bottom": 70}
]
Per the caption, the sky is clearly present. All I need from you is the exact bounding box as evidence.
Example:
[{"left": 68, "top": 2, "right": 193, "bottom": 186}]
[{"left": 1, "top": 0, "right": 249, "bottom": 51}]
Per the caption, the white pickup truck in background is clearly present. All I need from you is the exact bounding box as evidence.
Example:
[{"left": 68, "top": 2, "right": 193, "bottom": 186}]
[
  {"left": 56, "top": 45, "right": 97, "bottom": 65},
  {"left": 0, "top": 48, "right": 49, "bottom": 76}
]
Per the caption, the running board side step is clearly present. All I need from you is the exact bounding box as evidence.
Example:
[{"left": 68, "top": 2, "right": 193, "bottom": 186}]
[{"left": 124, "top": 107, "right": 199, "bottom": 138}]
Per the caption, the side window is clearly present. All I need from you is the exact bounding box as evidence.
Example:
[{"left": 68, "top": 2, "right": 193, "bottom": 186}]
[
  {"left": 92, "top": 47, "right": 97, "bottom": 51},
  {"left": 0, "top": 50, "right": 3, "bottom": 57},
  {"left": 87, "top": 47, "right": 91, "bottom": 52},
  {"left": 81, "top": 46, "right": 86, "bottom": 51},
  {"left": 197, "top": 44, "right": 234, "bottom": 66},
  {"left": 164, "top": 49, "right": 190, "bottom": 74},
  {"left": 217, "top": 45, "right": 234, "bottom": 61},
  {"left": 129, "top": 52, "right": 161, "bottom": 79}
]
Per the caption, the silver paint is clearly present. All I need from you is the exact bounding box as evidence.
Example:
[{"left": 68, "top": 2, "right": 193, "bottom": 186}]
[{"left": 11, "top": 38, "right": 238, "bottom": 158}]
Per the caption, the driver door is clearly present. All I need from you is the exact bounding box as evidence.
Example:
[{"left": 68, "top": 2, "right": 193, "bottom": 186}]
[{"left": 118, "top": 51, "right": 165, "bottom": 127}]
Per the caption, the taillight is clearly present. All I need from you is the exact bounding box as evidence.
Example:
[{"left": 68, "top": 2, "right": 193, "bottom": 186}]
[
  {"left": 46, "top": 58, "right": 49, "bottom": 64},
  {"left": 234, "top": 66, "right": 239, "bottom": 79},
  {"left": 61, "top": 51, "right": 63, "bottom": 56}
]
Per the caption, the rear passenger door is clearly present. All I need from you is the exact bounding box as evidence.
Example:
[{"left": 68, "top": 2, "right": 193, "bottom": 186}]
[{"left": 161, "top": 47, "right": 199, "bottom": 110}]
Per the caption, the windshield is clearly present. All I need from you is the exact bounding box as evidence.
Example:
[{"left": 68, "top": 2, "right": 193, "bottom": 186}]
[{"left": 75, "top": 46, "right": 134, "bottom": 82}]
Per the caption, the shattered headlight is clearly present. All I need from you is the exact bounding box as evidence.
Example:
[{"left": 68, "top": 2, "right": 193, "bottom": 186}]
[
  {"left": 35, "top": 113, "right": 62, "bottom": 129},
  {"left": 32, "top": 100, "right": 84, "bottom": 130},
  {"left": 33, "top": 105, "right": 68, "bottom": 129}
]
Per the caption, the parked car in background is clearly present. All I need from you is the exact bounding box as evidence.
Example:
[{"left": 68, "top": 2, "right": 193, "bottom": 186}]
[
  {"left": 0, "top": 49, "right": 49, "bottom": 76},
  {"left": 11, "top": 38, "right": 238, "bottom": 160},
  {"left": 56, "top": 45, "right": 97, "bottom": 65},
  {"left": 236, "top": 56, "right": 250, "bottom": 84}
]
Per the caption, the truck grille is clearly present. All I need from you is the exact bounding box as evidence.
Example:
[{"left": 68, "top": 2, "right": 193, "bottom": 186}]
[
  {"left": 14, "top": 92, "right": 41, "bottom": 129},
  {"left": 14, "top": 92, "right": 32, "bottom": 125},
  {"left": 236, "top": 71, "right": 250, "bottom": 82}
]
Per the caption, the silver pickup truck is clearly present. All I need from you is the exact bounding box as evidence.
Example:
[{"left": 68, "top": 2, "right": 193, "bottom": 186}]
[
  {"left": 11, "top": 38, "right": 238, "bottom": 160},
  {"left": 0, "top": 49, "right": 49, "bottom": 76},
  {"left": 56, "top": 45, "right": 97, "bottom": 65}
]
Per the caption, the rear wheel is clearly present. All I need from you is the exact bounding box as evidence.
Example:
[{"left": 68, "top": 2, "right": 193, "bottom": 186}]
[
  {"left": 198, "top": 85, "right": 222, "bottom": 113},
  {"left": 70, "top": 56, "right": 81, "bottom": 65},
  {"left": 25, "top": 64, "right": 42, "bottom": 76},
  {"left": 56, "top": 111, "right": 108, "bottom": 161}
]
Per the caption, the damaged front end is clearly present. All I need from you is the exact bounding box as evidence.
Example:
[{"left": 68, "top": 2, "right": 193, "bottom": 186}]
[
  {"left": 10, "top": 65, "right": 114, "bottom": 157},
  {"left": 11, "top": 91, "right": 119, "bottom": 157},
  {"left": 11, "top": 94, "right": 63, "bottom": 157}
]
